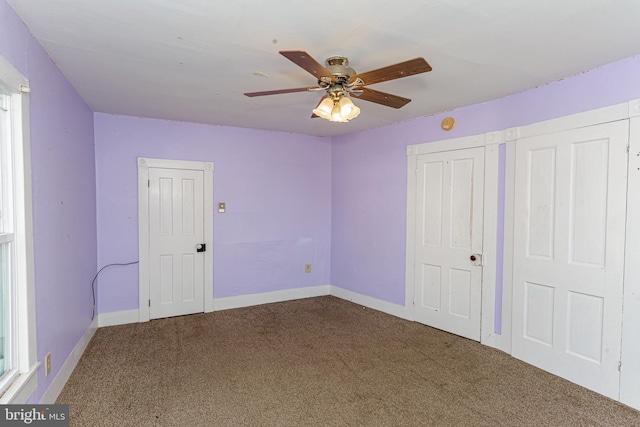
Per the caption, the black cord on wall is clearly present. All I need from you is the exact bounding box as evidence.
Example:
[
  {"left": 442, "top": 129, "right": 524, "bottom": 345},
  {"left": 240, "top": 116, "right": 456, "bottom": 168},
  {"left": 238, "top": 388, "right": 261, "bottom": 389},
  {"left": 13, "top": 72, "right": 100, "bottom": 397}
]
[{"left": 91, "top": 261, "right": 139, "bottom": 320}]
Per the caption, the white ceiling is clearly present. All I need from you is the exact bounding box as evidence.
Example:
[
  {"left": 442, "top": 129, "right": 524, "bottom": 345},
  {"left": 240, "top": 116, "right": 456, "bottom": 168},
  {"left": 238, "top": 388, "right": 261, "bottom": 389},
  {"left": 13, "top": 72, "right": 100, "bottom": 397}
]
[{"left": 7, "top": 0, "right": 640, "bottom": 137}]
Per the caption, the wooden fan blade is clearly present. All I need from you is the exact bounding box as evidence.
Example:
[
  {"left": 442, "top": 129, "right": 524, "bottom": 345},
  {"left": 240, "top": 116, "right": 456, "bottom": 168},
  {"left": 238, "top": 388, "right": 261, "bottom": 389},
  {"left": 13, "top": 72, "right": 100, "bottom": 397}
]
[
  {"left": 244, "top": 87, "right": 315, "bottom": 97},
  {"left": 279, "top": 50, "right": 333, "bottom": 79},
  {"left": 353, "top": 87, "right": 411, "bottom": 109},
  {"left": 350, "top": 57, "right": 432, "bottom": 86}
]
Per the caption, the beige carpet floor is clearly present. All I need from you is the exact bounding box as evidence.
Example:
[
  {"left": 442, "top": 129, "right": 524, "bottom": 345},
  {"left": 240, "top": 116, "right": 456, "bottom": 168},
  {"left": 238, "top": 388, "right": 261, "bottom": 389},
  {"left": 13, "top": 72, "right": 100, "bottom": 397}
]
[{"left": 57, "top": 296, "right": 640, "bottom": 426}]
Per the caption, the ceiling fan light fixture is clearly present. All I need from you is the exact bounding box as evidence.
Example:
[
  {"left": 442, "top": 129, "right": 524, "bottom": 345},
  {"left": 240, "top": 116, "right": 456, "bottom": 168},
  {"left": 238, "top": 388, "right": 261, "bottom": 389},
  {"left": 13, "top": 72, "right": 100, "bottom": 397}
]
[
  {"left": 338, "top": 96, "right": 360, "bottom": 120},
  {"left": 331, "top": 103, "right": 344, "bottom": 122},
  {"left": 347, "top": 104, "right": 360, "bottom": 121},
  {"left": 313, "top": 94, "right": 360, "bottom": 123},
  {"left": 312, "top": 97, "right": 334, "bottom": 120}
]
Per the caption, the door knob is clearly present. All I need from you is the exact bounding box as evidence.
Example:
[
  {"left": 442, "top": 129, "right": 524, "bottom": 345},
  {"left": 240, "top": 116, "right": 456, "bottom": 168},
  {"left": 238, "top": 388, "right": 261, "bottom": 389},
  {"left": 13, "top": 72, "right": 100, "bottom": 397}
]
[{"left": 470, "top": 255, "right": 476, "bottom": 261}]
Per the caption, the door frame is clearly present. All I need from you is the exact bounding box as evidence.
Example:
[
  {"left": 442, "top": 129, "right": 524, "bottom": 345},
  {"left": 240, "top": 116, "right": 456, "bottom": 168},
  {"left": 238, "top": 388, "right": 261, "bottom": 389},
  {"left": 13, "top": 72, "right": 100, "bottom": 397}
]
[
  {"left": 621, "top": 113, "right": 640, "bottom": 409},
  {"left": 406, "top": 132, "right": 501, "bottom": 347},
  {"left": 137, "top": 157, "right": 214, "bottom": 322}
]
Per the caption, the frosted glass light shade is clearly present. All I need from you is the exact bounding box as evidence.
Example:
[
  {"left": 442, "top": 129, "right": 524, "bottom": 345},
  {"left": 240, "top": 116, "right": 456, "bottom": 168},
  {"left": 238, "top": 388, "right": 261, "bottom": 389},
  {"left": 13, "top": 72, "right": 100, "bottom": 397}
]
[
  {"left": 312, "top": 97, "right": 334, "bottom": 120},
  {"left": 338, "top": 96, "right": 360, "bottom": 121}
]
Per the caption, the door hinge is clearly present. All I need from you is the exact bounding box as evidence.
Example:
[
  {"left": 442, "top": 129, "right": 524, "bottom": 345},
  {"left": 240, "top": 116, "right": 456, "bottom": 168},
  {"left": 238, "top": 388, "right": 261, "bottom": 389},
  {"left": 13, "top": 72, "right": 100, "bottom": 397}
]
[
  {"left": 148, "top": 179, "right": 150, "bottom": 187},
  {"left": 627, "top": 143, "right": 630, "bottom": 154},
  {"left": 618, "top": 361, "right": 622, "bottom": 371},
  {"left": 148, "top": 299, "right": 151, "bottom": 307}
]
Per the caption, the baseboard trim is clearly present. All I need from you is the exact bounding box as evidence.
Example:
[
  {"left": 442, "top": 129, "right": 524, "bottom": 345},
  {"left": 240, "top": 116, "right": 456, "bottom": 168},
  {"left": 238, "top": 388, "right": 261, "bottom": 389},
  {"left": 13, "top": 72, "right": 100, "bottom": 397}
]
[
  {"left": 96, "top": 286, "right": 410, "bottom": 323},
  {"left": 213, "top": 285, "right": 331, "bottom": 311},
  {"left": 39, "top": 316, "right": 98, "bottom": 404},
  {"left": 97, "top": 287, "right": 333, "bottom": 324},
  {"left": 98, "top": 309, "right": 139, "bottom": 327},
  {"left": 330, "top": 286, "right": 411, "bottom": 320}
]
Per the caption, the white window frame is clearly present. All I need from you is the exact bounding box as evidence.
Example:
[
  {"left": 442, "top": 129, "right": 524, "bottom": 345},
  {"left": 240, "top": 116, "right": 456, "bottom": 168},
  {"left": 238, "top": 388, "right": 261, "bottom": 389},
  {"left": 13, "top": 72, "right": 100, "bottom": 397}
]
[{"left": 0, "top": 56, "right": 38, "bottom": 404}]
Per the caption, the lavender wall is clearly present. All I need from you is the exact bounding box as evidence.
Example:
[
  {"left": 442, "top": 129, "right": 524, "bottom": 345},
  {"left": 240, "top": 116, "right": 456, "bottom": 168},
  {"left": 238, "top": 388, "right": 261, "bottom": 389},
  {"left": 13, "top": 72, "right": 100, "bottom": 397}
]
[
  {"left": 94, "top": 114, "right": 331, "bottom": 313},
  {"left": 331, "top": 55, "right": 640, "bottom": 307},
  {"left": 1, "top": 0, "right": 96, "bottom": 403}
]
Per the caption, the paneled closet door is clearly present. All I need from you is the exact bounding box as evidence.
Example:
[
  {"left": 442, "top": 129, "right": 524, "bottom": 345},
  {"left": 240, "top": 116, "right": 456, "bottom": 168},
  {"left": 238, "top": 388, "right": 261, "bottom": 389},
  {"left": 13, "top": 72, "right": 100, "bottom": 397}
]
[
  {"left": 511, "top": 120, "right": 628, "bottom": 399},
  {"left": 148, "top": 167, "right": 205, "bottom": 320},
  {"left": 413, "top": 146, "right": 485, "bottom": 341}
]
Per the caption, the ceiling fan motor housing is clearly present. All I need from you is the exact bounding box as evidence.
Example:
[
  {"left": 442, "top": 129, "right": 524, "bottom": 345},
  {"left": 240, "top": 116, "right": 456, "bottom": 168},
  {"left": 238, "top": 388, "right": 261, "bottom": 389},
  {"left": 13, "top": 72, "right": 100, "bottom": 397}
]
[{"left": 324, "top": 56, "right": 356, "bottom": 80}]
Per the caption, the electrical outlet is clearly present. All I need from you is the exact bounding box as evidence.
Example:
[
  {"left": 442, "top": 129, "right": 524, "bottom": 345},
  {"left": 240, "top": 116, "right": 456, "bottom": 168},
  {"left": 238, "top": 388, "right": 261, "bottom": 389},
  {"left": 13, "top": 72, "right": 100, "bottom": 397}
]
[
  {"left": 45, "top": 352, "right": 51, "bottom": 376},
  {"left": 305, "top": 264, "right": 311, "bottom": 273}
]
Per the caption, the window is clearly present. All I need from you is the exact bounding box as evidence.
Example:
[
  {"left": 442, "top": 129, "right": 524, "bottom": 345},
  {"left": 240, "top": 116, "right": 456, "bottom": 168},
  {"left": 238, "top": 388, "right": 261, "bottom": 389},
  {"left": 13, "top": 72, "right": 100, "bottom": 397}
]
[
  {"left": 0, "top": 91, "right": 11, "bottom": 379},
  {"left": 0, "top": 56, "right": 37, "bottom": 404}
]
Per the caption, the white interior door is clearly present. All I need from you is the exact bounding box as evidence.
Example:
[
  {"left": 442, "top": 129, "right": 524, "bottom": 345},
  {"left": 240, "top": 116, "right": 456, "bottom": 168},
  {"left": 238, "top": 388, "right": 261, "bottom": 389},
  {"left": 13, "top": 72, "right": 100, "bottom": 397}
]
[
  {"left": 149, "top": 167, "right": 205, "bottom": 319},
  {"left": 511, "top": 120, "right": 628, "bottom": 399},
  {"left": 413, "top": 146, "right": 485, "bottom": 341}
]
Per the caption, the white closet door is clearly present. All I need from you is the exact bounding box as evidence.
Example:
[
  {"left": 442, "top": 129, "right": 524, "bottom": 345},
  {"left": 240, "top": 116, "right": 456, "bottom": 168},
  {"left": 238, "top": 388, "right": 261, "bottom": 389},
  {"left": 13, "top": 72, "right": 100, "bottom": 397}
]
[
  {"left": 414, "top": 146, "right": 485, "bottom": 341},
  {"left": 512, "top": 120, "right": 628, "bottom": 399},
  {"left": 149, "top": 167, "right": 205, "bottom": 320}
]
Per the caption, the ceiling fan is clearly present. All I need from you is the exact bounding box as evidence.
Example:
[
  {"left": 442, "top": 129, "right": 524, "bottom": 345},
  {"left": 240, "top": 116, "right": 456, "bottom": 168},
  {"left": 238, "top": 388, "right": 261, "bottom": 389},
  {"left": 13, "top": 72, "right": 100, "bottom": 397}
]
[{"left": 244, "top": 51, "right": 432, "bottom": 122}]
